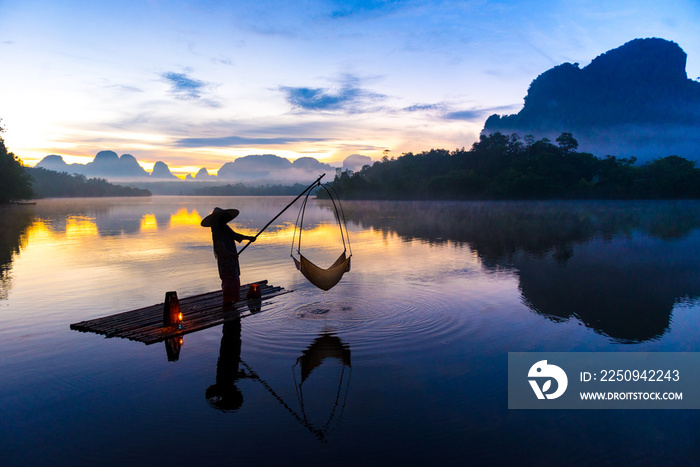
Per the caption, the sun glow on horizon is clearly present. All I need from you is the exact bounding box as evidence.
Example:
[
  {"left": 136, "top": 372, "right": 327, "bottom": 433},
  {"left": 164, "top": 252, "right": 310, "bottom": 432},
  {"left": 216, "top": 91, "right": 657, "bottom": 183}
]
[{"left": 2, "top": 0, "right": 698, "bottom": 175}]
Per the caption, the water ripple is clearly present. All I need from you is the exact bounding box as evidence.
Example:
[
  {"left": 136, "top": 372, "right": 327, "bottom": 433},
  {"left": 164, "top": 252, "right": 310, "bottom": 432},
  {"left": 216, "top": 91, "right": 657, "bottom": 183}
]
[{"left": 243, "top": 281, "right": 476, "bottom": 360}]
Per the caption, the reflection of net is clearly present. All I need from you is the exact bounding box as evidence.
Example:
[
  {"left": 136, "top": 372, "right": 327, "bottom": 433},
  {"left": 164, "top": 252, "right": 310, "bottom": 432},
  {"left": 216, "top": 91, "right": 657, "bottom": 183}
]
[
  {"left": 291, "top": 184, "right": 352, "bottom": 291},
  {"left": 242, "top": 333, "right": 352, "bottom": 442},
  {"left": 296, "top": 333, "right": 352, "bottom": 383},
  {"left": 293, "top": 333, "right": 352, "bottom": 439},
  {"left": 293, "top": 252, "right": 351, "bottom": 292}
]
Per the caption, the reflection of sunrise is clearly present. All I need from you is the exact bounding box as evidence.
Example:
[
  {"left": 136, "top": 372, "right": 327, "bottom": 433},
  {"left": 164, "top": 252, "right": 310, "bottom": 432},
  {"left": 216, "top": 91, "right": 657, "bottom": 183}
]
[
  {"left": 25, "top": 220, "right": 54, "bottom": 243},
  {"left": 226, "top": 222, "right": 352, "bottom": 251},
  {"left": 10, "top": 198, "right": 491, "bottom": 309},
  {"left": 140, "top": 214, "right": 158, "bottom": 232},
  {"left": 169, "top": 208, "right": 203, "bottom": 228},
  {"left": 66, "top": 217, "right": 99, "bottom": 238}
]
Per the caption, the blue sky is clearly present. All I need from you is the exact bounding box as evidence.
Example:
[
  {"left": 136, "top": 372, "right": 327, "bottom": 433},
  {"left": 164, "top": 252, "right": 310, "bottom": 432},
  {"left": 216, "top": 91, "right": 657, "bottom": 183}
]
[{"left": 1, "top": 0, "right": 698, "bottom": 176}]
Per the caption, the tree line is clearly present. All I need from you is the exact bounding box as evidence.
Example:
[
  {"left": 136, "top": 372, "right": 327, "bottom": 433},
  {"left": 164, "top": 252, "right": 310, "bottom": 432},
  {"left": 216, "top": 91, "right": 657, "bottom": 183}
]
[
  {"left": 27, "top": 167, "right": 151, "bottom": 198},
  {"left": 0, "top": 135, "right": 33, "bottom": 203},
  {"left": 194, "top": 182, "right": 314, "bottom": 196},
  {"left": 5, "top": 128, "right": 700, "bottom": 202},
  {"left": 324, "top": 132, "right": 700, "bottom": 200},
  {"left": 1, "top": 122, "right": 151, "bottom": 201}
]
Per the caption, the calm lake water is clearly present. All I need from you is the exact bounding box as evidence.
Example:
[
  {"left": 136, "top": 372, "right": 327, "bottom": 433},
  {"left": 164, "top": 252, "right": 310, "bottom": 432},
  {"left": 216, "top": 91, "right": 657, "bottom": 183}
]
[{"left": 2, "top": 197, "right": 700, "bottom": 465}]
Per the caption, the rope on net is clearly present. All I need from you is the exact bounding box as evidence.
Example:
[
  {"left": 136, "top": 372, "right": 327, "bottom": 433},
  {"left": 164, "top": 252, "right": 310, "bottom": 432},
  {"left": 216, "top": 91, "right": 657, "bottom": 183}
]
[{"left": 290, "top": 183, "right": 352, "bottom": 291}]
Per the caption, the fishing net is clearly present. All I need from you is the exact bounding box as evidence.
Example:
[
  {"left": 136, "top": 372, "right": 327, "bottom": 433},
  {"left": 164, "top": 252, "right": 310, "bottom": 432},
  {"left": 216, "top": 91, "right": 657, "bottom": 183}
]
[{"left": 291, "top": 184, "right": 352, "bottom": 291}]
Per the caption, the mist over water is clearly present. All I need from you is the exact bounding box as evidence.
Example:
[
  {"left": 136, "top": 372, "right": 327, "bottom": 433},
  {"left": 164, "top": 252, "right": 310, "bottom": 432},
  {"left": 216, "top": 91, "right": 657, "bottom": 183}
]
[
  {"left": 499, "top": 124, "right": 700, "bottom": 163},
  {"left": 1, "top": 197, "right": 700, "bottom": 465}
]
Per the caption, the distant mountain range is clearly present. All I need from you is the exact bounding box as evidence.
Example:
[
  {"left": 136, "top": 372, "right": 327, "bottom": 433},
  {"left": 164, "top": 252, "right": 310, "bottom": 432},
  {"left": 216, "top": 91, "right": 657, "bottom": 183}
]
[
  {"left": 36, "top": 151, "right": 372, "bottom": 183},
  {"left": 483, "top": 38, "right": 700, "bottom": 162}
]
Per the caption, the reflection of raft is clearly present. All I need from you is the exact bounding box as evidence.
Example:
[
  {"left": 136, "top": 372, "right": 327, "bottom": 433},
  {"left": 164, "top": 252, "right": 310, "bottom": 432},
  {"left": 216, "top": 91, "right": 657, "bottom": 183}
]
[{"left": 69, "top": 281, "right": 290, "bottom": 345}]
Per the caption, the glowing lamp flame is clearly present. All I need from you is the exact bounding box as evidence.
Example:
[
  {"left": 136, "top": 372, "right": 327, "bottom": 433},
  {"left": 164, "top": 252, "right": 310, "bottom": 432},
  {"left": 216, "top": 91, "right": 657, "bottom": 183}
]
[{"left": 246, "top": 283, "right": 262, "bottom": 300}]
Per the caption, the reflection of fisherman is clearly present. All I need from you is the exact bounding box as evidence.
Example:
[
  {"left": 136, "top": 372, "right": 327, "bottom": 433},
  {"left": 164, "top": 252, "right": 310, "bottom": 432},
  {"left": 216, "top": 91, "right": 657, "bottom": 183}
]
[
  {"left": 203, "top": 327, "right": 353, "bottom": 440},
  {"left": 201, "top": 207, "right": 256, "bottom": 306},
  {"left": 206, "top": 319, "right": 249, "bottom": 411}
]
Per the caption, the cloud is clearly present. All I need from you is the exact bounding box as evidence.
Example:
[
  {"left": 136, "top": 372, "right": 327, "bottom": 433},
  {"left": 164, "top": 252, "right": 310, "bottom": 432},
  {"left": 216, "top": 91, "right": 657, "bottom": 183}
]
[
  {"left": 443, "top": 109, "right": 487, "bottom": 120},
  {"left": 106, "top": 84, "right": 143, "bottom": 93},
  {"left": 280, "top": 86, "right": 356, "bottom": 111},
  {"left": 403, "top": 103, "right": 446, "bottom": 112},
  {"left": 161, "top": 71, "right": 206, "bottom": 99},
  {"left": 174, "top": 135, "right": 329, "bottom": 148},
  {"left": 211, "top": 56, "right": 234, "bottom": 66},
  {"left": 279, "top": 75, "right": 386, "bottom": 113},
  {"left": 444, "top": 105, "right": 522, "bottom": 121}
]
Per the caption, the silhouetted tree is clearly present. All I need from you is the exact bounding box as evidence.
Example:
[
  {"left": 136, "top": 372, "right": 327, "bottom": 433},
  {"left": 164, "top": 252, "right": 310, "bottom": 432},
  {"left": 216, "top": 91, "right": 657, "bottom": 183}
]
[
  {"left": 326, "top": 132, "right": 700, "bottom": 200},
  {"left": 556, "top": 132, "right": 579, "bottom": 153},
  {"left": 641, "top": 156, "right": 700, "bottom": 198},
  {"left": 0, "top": 134, "right": 33, "bottom": 203}
]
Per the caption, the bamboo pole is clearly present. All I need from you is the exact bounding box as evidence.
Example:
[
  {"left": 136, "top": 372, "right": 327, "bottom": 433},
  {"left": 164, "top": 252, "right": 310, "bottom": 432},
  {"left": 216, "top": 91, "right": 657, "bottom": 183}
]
[{"left": 237, "top": 173, "right": 325, "bottom": 255}]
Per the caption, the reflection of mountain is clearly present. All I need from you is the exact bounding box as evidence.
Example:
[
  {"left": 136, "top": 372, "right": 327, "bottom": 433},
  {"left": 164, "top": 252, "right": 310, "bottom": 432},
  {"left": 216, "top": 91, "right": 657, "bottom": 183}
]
[
  {"left": 514, "top": 235, "right": 700, "bottom": 342},
  {"left": 0, "top": 205, "right": 35, "bottom": 299},
  {"left": 19, "top": 197, "right": 340, "bottom": 241},
  {"left": 340, "top": 200, "right": 700, "bottom": 342}
]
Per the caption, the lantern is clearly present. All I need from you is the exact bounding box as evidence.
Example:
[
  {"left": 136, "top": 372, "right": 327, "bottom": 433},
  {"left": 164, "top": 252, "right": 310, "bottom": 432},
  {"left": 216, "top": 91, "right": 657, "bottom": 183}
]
[
  {"left": 163, "top": 291, "right": 181, "bottom": 327},
  {"left": 246, "top": 283, "right": 261, "bottom": 300}
]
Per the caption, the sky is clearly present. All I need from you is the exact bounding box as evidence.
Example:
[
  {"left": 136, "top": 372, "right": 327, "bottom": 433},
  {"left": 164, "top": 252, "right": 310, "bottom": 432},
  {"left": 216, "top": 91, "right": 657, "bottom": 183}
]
[{"left": 1, "top": 0, "right": 699, "bottom": 177}]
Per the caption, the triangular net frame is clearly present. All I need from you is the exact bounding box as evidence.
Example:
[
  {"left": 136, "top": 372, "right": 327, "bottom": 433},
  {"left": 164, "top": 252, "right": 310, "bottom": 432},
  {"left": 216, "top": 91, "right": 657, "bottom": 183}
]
[{"left": 291, "top": 184, "right": 352, "bottom": 291}]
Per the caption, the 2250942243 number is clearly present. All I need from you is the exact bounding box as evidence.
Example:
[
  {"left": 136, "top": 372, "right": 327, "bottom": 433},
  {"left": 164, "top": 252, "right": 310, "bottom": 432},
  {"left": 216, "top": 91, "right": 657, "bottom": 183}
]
[{"left": 600, "top": 369, "right": 680, "bottom": 382}]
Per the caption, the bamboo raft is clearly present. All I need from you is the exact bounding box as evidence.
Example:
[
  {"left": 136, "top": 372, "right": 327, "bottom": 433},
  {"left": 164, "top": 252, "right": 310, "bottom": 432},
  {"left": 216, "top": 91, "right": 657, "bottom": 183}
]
[{"left": 70, "top": 281, "right": 291, "bottom": 345}]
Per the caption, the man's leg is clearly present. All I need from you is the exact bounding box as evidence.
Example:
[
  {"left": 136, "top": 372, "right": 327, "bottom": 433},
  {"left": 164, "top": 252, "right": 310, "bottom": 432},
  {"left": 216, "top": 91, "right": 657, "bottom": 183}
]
[{"left": 222, "top": 275, "right": 241, "bottom": 305}]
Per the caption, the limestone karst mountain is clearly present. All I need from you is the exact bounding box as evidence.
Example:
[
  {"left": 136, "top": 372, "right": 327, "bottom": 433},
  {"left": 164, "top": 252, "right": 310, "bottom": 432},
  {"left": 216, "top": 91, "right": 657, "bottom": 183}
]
[{"left": 483, "top": 38, "right": 700, "bottom": 161}]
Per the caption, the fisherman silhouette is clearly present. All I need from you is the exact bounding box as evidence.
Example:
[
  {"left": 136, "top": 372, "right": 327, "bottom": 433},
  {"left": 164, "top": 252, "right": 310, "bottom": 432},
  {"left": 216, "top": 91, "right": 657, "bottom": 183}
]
[
  {"left": 201, "top": 207, "right": 256, "bottom": 306},
  {"left": 205, "top": 319, "right": 248, "bottom": 412}
]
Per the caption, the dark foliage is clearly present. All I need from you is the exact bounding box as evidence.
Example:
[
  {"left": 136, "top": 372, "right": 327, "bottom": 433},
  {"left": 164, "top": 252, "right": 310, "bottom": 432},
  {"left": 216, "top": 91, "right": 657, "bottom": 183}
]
[
  {"left": 0, "top": 136, "right": 34, "bottom": 203},
  {"left": 324, "top": 132, "right": 700, "bottom": 200},
  {"left": 0, "top": 203, "right": 34, "bottom": 299},
  {"left": 27, "top": 167, "right": 151, "bottom": 198}
]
